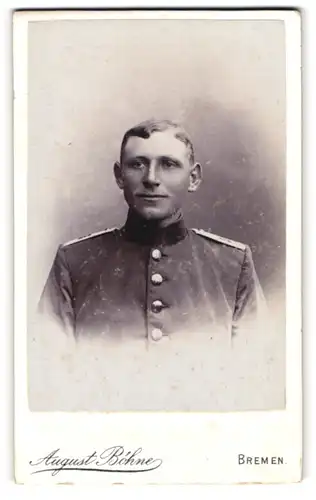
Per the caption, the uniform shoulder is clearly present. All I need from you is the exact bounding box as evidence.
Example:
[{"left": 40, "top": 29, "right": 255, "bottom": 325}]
[
  {"left": 61, "top": 227, "right": 117, "bottom": 248},
  {"left": 192, "top": 228, "right": 246, "bottom": 251}
]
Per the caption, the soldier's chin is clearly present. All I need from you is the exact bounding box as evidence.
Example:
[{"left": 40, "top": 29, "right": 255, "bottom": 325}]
[{"left": 135, "top": 205, "right": 170, "bottom": 221}]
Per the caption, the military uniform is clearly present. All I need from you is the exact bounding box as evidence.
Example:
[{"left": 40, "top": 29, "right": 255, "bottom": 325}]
[{"left": 39, "top": 211, "right": 266, "bottom": 343}]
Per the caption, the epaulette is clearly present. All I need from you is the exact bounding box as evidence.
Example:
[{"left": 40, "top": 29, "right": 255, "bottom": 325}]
[
  {"left": 192, "top": 228, "right": 246, "bottom": 251},
  {"left": 62, "top": 227, "right": 117, "bottom": 247}
]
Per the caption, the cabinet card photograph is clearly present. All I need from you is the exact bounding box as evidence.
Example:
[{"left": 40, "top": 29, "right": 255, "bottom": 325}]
[{"left": 14, "top": 9, "right": 302, "bottom": 484}]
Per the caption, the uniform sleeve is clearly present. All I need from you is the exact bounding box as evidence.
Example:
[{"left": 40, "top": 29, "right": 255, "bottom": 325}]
[
  {"left": 38, "top": 245, "right": 75, "bottom": 335},
  {"left": 232, "top": 245, "right": 267, "bottom": 335}
]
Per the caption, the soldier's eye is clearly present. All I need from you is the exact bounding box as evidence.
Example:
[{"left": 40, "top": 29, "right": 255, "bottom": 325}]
[
  {"left": 161, "top": 158, "right": 177, "bottom": 168},
  {"left": 129, "top": 159, "right": 145, "bottom": 169}
]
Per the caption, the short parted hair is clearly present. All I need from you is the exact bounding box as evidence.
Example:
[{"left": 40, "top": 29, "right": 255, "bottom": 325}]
[{"left": 120, "top": 119, "right": 195, "bottom": 165}]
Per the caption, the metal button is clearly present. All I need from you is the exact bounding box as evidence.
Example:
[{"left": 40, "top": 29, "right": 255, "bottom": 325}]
[
  {"left": 151, "top": 273, "right": 163, "bottom": 285},
  {"left": 151, "top": 328, "right": 163, "bottom": 341},
  {"left": 152, "top": 300, "right": 163, "bottom": 313},
  {"left": 152, "top": 249, "right": 162, "bottom": 260}
]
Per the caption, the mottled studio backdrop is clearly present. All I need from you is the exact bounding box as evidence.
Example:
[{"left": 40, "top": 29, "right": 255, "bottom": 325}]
[{"left": 28, "top": 19, "right": 286, "bottom": 315}]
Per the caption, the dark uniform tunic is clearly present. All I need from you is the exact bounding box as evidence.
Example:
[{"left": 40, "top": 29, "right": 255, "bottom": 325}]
[{"left": 39, "top": 211, "right": 265, "bottom": 344}]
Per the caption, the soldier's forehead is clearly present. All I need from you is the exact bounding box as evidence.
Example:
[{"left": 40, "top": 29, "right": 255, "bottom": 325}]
[{"left": 123, "top": 131, "right": 188, "bottom": 158}]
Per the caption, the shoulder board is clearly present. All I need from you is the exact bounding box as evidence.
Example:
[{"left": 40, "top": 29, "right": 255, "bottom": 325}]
[
  {"left": 62, "top": 227, "right": 117, "bottom": 247},
  {"left": 192, "top": 228, "right": 246, "bottom": 251}
]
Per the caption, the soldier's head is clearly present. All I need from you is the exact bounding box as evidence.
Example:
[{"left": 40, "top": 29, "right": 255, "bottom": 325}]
[{"left": 114, "top": 119, "right": 202, "bottom": 221}]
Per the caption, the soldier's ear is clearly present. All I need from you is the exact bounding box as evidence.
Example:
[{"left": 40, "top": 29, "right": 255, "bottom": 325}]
[
  {"left": 188, "top": 162, "right": 202, "bottom": 192},
  {"left": 114, "top": 161, "right": 124, "bottom": 190}
]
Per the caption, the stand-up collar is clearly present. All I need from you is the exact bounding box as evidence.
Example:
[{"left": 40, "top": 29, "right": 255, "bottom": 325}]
[{"left": 122, "top": 209, "right": 188, "bottom": 246}]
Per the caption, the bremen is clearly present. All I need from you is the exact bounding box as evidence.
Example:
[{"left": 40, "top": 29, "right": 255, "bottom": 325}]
[{"left": 238, "top": 454, "right": 284, "bottom": 465}]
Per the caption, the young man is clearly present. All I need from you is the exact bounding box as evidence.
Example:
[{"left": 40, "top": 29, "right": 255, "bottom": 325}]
[{"left": 39, "top": 119, "right": 266, "bottom": 343}]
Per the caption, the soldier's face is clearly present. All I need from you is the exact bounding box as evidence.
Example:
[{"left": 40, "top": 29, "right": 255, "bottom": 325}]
[{"left": 114, "top": 131, "right": 201, "bottom": 220}]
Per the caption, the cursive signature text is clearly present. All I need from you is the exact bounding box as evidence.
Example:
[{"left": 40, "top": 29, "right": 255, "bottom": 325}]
[{"left": 29, "top": 447, "right": 163, "bottom": 476}]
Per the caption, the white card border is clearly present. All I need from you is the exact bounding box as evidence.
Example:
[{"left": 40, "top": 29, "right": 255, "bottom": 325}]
[{"left": 13, "top": 9, "right": 302, "bottom": 485}]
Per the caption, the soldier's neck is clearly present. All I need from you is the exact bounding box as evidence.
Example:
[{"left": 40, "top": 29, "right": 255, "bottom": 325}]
[{"left": 128, "top": 208, "right": 183, "bottom": 229}]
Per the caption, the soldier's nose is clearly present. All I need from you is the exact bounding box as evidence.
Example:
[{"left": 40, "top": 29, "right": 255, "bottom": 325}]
[{"left": 143, "top": 165, "right": 160, "bottom": 186}]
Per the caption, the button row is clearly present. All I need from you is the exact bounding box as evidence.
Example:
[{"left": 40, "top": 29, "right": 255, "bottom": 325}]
[{"left": 151, "top": 249, "right": 163, "bottom": 341}]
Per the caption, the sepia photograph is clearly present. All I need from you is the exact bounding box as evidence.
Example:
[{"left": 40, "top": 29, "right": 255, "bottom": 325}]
[{"left": 14, "top": 9, "right": 301, "bottom": 484}]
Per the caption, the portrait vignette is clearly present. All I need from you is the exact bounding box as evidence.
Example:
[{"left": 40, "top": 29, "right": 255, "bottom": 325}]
[{"left": 14, "top": 10, "right": 301, "bottom": 485}]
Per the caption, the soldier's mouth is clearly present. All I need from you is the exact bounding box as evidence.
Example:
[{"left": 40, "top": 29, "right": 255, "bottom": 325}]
[{"left": 137, "top": 194, "right": 168, "bottom": 199}]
